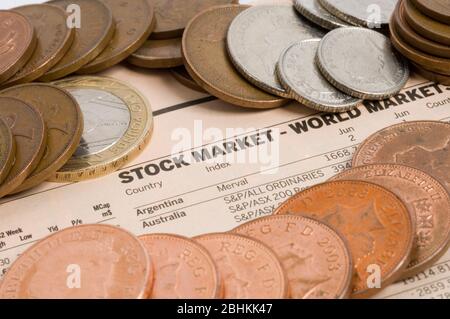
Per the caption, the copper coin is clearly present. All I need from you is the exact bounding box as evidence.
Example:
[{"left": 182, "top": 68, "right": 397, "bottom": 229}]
[
  {"left": 0, "top": 84, "right": 83, "bottom": 193},
  {"left": 40, "top": 0, "right": 115, "bottom": 81},
  {"left": 194, "top": 233, "right": 288, "bottom": 299},
  {"left": 274, "top": 181, "right": 414, "bottom": 298},
  {"left": 410, "top": 0, "right": 450, "bottom": 25},
  {"left": 0, "top": 11, "right": 36, "bottom": 84},
  {"left": 331, "top": 164, "right": 450, "bottom": 279},
  {"left": 151, "top": 0, "right": 238, "bottom": 40},
  {"left": 128, "top": 38, "right": 183, "bottom": 69},
  {"left": 77, "top": 0, "right": 155, "bottom": 74},
  {"left": 182, "top": 4, "right": 287, "bottom": 109},
  {"left": 0, "top": 224, "right": 152, "bottom": 299},
  {"left": 5, "top": 4, "right": 74, "bottom": 86},
  {"left": 0, "top": 118, "right": 15, "bottom": 184},
  {"left": 411, "top": 62, "right": 450, "bottom": 85},
  {"left": 139, "top": 234, "right": 221, "bottom": 299},
  {"left": 171, "top": 66, "right": 206, "bottom": 93},
  {"left": 234, "top": 215, "right": 353, "bottom": 299},
  {"left": 0, "top": 97, "right": 46, "bottom": 198}
]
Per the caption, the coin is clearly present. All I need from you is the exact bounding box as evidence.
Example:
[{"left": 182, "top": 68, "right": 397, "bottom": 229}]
[
  {"left": 52, "top": 76, "right": 153, "bottom": 182},
  {"left": 318, "top": 0, "right": 397, "bottom": 28},
  {"left": 410, "top": 0, "right": 450, "bottom": 25},
  {"left": 233, "top": 215, "right": 353, "bottom": 299},
  {"left": 5, "top": 4, "right": 74, "bottom": 86},
  {"left": 277, "top": 39, "right": 362, "bottom": 113},
  {"left": 40, "top": 0, "right": 115, "bottom": 81},
  {"left": 0, "top": 97, "right": 46, "bottom": 198},
  {"left": 294, "top": 0, "right": 350, "bottom": 30},
  {"left": 128, "top": 38, "right": 183, "bottom": 69},
  {"left": 331, "top": 164, "right": 450, "bottom": 279},
  {"left": 316, "top": 27, "right": 409, "bottom": 100},
  {"left": 0, "top": 84, "right": 83, "bottom": 193},
  {"left": 227, "top": 5, "right": 325, "bottom": 98},
  {"left": 194, "top": 233, "right": 288, "bottom": 299},
  {"left": 77, "top": 0, "right": 155, "bottom": 74},
  {"left": 183, "top": 5, "right": 287, "bottom": 109},
  {"left": 411, "top": 62, "right": 450, "bottom": 85},
  {"left": 171, "top": 66, "right": 206, "bottom": 93},
  {"left": 0, "top": 225, "right": 152, "bottom": 298},
  {"left": 274, "top": 181, "right": 414, "bottom": 298},
  {"left": 0, "top": 118, "right": 15, "bottom": 184},
  {"left": 138, "top": 234, "right": 221, "bottom": 299},
  {"left": 0, "top": 11, "right": 36, "bottom": 84}
]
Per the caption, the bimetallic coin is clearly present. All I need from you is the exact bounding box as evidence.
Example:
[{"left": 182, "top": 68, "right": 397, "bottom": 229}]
[
  {"left": 171, "top": 66, "right": 206, "bottom": 93},
  {"left": 274, "top": 181, "right": 414, "bottom": 298},
  {"left": 0, "top": 225, "right": 152, "bottom": 298},
  {"left": 0, "top": 84, "right": 83, "bottom": 193},
  {"left": 77, "top": 0, "right": 155, "bottom": 74},
  {"left": 277, "top": 39, "right": 361, "bottom": 113},
  {"left": 139, "top": 234, "right": 221, "bottom": 299},
  {"left": 410, "top": 0, "right": 450, "bottom": 25},
  {"left": 0, "top": 11, "right": 36, "bottom": 84},
  {"left": 53, "top": 76, "right": 153, "bottom": 182},
  {"left": 128, "top": 38, "right": 183, "bottom": 69},
  {"left": 5, "top": 4, "right": 74, "bottom": 86},
  {"left": 183, "top": 5, "right": 287, "bottom": 109},
  {"left": 294, "top": 0, "right": 350, "bottom": 30},
  {"left": 411, "top": 62, "right": 450, "bottom": 85},
  {"left": 316, "top": 27, "right": 409, "bottom": 100},
  {"left": 41, "top": 0, "right": 115, "bottom": 81},
  {"left": 331, "top": 164, "right": 450, "bottom": 279},
  {"left": 227, "top": 5, "right": 325, "bottom": 98},
  {"left": 233, "top": 215, "right": 353, "bottom": 299},
  {"left": 0, "top": 118, "right": 15, "bottom": 184},
  {"left": 0, "top": 97, "right": 46, "bottom": 198}
]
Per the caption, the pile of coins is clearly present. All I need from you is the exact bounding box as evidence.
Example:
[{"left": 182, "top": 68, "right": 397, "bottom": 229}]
[{"left": 390, "top": 0, "right": 450, "bottom": 85}]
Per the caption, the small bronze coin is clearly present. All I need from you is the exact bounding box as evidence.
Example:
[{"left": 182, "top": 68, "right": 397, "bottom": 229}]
[
  {"left": 128, "top": 38, "right": 183, "bottom": 69},
  {"left": 0, "top": 84, "right": 83, "bottom": 193},
  {"left": 410, "top": 0, "right": 450, "bottom": 25},
  {"left": 77, "top": 0, "right": 155, "bottom": 74},
  {"left": 40, "top": 0, "right": 115, "bottom": 81},
  {"left": 171, "top": 66, "right": 206, "bottom": 93},
  {"left": 411, "top": 62, "right": 450, "bottom": 85},
  {"left": 5, "top": 4, "right": 74, "bottom": 86},
  {"left": 0, "top": 97, "right": 46, "bottom": 198},
  {"left": 274, "top": 181, "right": 414, "bottom": 298},
  {"left": 0, "top": 11, "right": 36, "bottom": 84},
  {"left": 331, "top": 164, "right": 450, "bottom": 279},
  {"left": 182, "top": 5, "right": 287, "bottom": 109},
  {"left": 0, "top": 118, "right": 15, "bottom": 184}
]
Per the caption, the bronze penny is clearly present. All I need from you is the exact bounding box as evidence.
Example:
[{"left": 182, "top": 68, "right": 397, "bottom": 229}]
[
  {"left": 139, "top": 234, "right": 221, "bottom": 299},
  {"left": 233, "top": 215, "right": 353, "bottom": 299},
  {"left": 411, "top": 62, "right": 450, "bottom": 85},
  {"left": 5, "top": 4, "right": 74, "bottom": 86},
  {"left": 331, "top": 164, "right": 450, "bottom": 279},
  {"left": 274, "top": 181, "right": 414, "bottom": 298},
  {"left": 182, "top": 5, "right": 287, "bottom": 109},
  {"left": 410, "top": 0, "right": 450, "bottom": 25},
  {"left": 0, "top": 97, "right": 46, "bottom": 198},
  {"left": 0, "top": 118, "right": 15, "bottom": 184},
  {"left": 0, "top": 225, "right": 153, "bottom": 299},
  {"left": 127, "top": 38, "right": 183, "bottom": 69},
  {"left": 40, "top": 0, "right": 115, "bottom": 81},
  {"left": 0, "top": 84, "right": 83, "bottom": 193},
  {"left": 171, "top": 66, "right": 206, "bottom": 93},
  {"left": 0, "top": 11, "right": 36, "bottom": 84},
  {"left": 77, "top": 0, "right": 155, "bottom": 74},
  {"left": 194, "top": 233, "right": 288, "bottom": 299}
]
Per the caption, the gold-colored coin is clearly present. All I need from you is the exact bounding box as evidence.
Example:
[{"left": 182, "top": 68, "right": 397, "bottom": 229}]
[
  {"left": 52, "top": 76, "right": 153, "bottom": 182},
  {"left": 0, "top": 97, "right": 47, "bottom": 198},
  {"left": 128, "top": 38, "right": 183, "bottom": 69},
  {"left": 77, "top": 0, "right": 155, "bottom": 74},
  {"left": 0, "top": 118, "right": 15, "bottom": 185},
  {"left": 0, "top": 84, "right": 83, "bottom": 193},
  {"left": 40, "top": 0, "right": 115, "bottom": 82},
  {"left": 5, "top": 4, "right": 74, "bottom": 86}
]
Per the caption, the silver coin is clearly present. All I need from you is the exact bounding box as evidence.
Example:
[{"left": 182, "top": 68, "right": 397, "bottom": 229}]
[
  {"left": 227, "top": 5, "right": 325, "bottom": 98},
  {"left": 294, "top": 0, "right": 350, "bottom": 30},
  {"left": 319, "top": 0, "right": 397, "bottom": 28},
  {"left": 277, "top": 39, "right": 362, "bottom": 113},
  {"left": 316, "top": 27, "right": 409, "bottom": 100}
]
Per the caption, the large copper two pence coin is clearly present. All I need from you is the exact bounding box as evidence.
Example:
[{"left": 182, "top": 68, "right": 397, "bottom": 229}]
[
  {"left": 331, "top": 164, "right": 450, "bottom": 279},
  {"left": 274, "top": 181, "right": 414, "bottom": 298},
  {"left": 77, "top": 0, "right": 155, "bottom": 74},
  {"left": 0, "top": 84, "right": 83, "bottom": 193},
  {"left": 0, "top": 97, "right": 46, "bottom": 198},
  {"left": 234, "top": 215, "right": 353, "bottom": 299},
  {"left": 410, "top": 0, "right": 450, "bottom": 25},
  {"left": 128, "top": 38, "right": 183, "bottom": 69},
  {"left": 0, "top": 11, "right": 36, "bottom": 84},
  {"left": 194, "top": 233, "right": 288, "bottom": 299},
  {"left": 0, "top": 118, "right": 15, "bottom": 184},
  {"left": 0, "top": 225, "right": 152, "bottom": 299},
  {"left": 5, "top": 4, "right": 74, "bottom": 86},
  {"left": 41, "top": 0, "right": 115, "bottom": 81},
  {"left": 139, "top": 234, "right": 221, "bottom": 299},
  {"left": 182, "top": 5, "right": 287, "bottom": 109}
]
